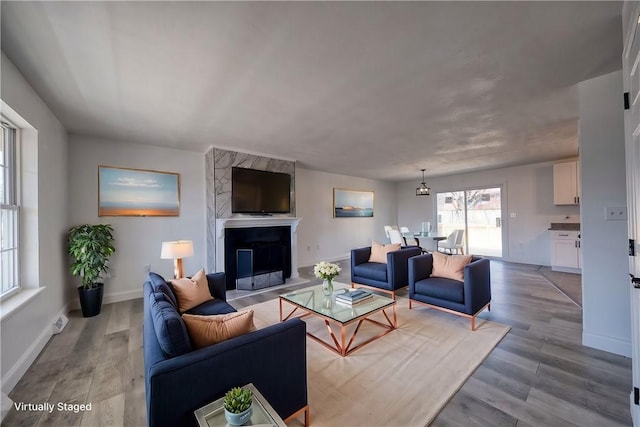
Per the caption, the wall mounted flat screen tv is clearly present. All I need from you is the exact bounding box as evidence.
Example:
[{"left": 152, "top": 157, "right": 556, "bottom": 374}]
[{"left": 232, "top": 167, "right": 291, "bottom": 214}]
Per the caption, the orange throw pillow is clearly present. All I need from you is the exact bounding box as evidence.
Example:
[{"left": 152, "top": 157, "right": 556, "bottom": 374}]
[
  {"left": 431, "top": 252, "right": 473, "bottom": 281},
  {"left": 170, "top": 269, "right": 213, "bottom": 313},
  {"left": 182, "top": 310, "right": 257, "bottom": 349},
  {"left": 368, "top": 241, "right": 401, "bottom": 264}
]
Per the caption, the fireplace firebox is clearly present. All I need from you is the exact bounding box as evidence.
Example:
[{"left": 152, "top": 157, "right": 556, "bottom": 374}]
[{"left": 224, "top": 226, "right": 292, "bottom": 290}]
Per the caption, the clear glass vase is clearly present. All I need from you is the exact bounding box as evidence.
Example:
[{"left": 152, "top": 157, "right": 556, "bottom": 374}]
[{"left": 322, "top": 278, "right": 334, "bottom": 296}]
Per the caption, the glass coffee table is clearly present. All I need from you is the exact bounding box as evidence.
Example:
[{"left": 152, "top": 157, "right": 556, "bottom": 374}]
[
  {"left": 279, "top": 282, "right": 397, "bottom": 356},
  {"left": 194, "top": 383, "right": 286, "bottom": 427}
]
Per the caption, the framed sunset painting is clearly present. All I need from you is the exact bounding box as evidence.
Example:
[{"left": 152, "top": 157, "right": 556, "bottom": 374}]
[
  {"left": 333, "top": 188, "right": 374, "bottom": 218},
  {"left": 98, "top": 166, "right": 180, "bottom": 216}
]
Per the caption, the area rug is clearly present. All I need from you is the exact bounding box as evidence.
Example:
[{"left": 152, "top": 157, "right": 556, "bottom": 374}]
[{"left": 247, "top": 296, "right": 510, "bottom": 427}]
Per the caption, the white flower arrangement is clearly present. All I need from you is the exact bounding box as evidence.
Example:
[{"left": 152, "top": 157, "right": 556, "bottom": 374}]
[{"left": 313, "top": 261, "right": 341, "bottom": 281}]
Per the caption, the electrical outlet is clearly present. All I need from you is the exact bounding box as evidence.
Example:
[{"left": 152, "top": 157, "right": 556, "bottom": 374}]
[{"left": 605, "top": 206, "right": 627, "bottom": 221}]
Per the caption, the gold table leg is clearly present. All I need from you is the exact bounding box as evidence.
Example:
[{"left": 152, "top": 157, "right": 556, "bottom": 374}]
[{"left": 280, "top": 298, "right": 397, "bottom": 357}]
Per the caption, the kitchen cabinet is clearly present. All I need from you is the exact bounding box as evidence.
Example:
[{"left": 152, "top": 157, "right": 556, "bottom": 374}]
[
  {"left": 550, "top": 230, "right": 581, "bottom": 272},
  {"left": 553, "top": 161, "right": 580, "bottom": 205}
]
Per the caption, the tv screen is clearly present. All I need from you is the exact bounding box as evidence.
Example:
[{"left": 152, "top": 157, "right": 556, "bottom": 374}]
[{"left": 232, "top": 167, "right": 291, "bottom": 214}]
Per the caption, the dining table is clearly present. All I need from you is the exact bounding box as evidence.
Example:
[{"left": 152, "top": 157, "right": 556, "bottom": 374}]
[{"left": 402, "top": 231, "right": 446, "bottom": 252}]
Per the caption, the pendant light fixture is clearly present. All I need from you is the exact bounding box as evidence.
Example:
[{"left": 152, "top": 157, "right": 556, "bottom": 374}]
[{"left": 416, "top": 169, "right": 430, "bottom": 196}]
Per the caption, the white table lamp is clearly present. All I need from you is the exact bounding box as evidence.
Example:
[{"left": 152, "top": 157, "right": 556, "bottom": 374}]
[{"left": 161, "top": 240, "right": 194, "bottom": 279}]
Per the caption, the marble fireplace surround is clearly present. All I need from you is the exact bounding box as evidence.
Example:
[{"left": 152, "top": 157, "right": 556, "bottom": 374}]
[
  {"left": 215, "top": 217, "right": 302, "bottom": 284},
  {"left": 206, "top": 147, "right": 298, "bottom": 277}
]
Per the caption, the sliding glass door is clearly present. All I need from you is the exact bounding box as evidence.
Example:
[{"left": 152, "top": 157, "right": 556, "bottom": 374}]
[{"left": 436, "top": 187, "right": 503, "bottom": 257}]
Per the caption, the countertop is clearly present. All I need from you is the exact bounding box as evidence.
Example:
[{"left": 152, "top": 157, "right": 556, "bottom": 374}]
[{"left": 548, "top": 223, "right": 580, "bottom": 231}]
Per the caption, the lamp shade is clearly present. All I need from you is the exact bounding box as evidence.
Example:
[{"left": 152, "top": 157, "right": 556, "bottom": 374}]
[{"left": 161, "top": 240, "right": 194, "bottom": 259}]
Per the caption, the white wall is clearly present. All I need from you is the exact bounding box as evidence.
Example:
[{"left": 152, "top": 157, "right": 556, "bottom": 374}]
[
  {"left": 579, "top": 70, "right": 630, "bottom": 357},
  {"left": 1, "top": 52, "right": 69, "bottom": 391},
  {"left": 68, "top": 136, "right": 206, "bottom": 301},
  {"left": 397, "top": 161, "right": 580, "bottom": 265},
  {"left": 295, "top": 167, "right": 397, "bottom": 267}
]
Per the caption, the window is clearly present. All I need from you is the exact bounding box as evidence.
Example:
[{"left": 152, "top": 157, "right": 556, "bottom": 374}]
[
  {"left": 1, "top": 122, "right": 19, "bottom": 296},
  {"left": 436, "top": 186, "right": 503, "bottom": 258}
]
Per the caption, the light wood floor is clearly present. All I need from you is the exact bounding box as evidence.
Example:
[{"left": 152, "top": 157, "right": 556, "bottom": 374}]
[{"left": 3, "top": 261, "right": 632, "bottom": 426}]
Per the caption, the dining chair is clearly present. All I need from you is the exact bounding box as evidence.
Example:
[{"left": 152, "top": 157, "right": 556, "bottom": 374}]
[
  {"left": 383, "top": 225, "right": 398, "bottom": 239},
  {"left": 453, "top": 229, "right": 465, "bottom": 254},
  {"left": 438, "top": 229, "right": 465, "bottom": 254},
  {"left": 388, "top": 229, "right": 406, "bottom": 246},
  {"left": 399, "top": 226, "right": 420, "bottom": 248}
]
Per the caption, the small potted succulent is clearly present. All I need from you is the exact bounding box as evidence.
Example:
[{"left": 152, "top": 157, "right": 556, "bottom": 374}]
[{"left": 223, "top": 386, "right": 253, "bottom": 426}]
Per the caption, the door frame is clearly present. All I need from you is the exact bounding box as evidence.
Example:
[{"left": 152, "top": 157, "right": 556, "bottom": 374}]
[
  {"left": 622, "top": 2, "right": 640, "bottom": 424},
  {"left": 433, "top": 182, "right": 507, "bottom": 259}
]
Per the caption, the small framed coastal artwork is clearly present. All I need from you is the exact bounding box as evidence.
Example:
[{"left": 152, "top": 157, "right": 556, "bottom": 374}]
[
  {"left": 333, "top": 188, "right": 374, "bottom": 218},
  {"left": 98, "top": 166, "right": 180, "bottom": 216}
]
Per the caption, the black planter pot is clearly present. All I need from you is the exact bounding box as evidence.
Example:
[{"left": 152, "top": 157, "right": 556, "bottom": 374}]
[{"left": 78, "top": 283, "right": 104, "bottom": 317}]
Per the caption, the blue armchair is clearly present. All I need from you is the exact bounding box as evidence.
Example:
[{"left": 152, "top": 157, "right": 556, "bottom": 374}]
[
  {"left": 408, "top": 254, "right": 491, "bottom": 330},
  {"left": 351, "top": 246, "right": 422, "bottom": 299}
]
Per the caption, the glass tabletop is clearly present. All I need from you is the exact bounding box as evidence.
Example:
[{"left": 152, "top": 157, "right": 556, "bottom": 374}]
[
  {"left": 280, "top": 283, "right": 395, "bottom": 324},
  {"left": 404, "top": 231, "right": 445, "bottom": 239}
]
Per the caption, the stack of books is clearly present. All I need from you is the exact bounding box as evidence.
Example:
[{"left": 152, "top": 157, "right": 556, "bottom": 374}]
[{"left": 335, "top": 289, "right": 373, "bottom": 305}]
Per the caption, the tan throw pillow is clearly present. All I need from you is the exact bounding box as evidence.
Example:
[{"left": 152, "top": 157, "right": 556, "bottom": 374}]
[
  {"left": 431, "top": 252, "right": 473, "bottom": 281},
  {"left": 182, "top": 310, "right": 257, "bottom": 349},
  {"left": 368, "top": 241, "right": 402, "bottom": 264},
  {"left": 170, "top": 269, "right": 213, "bottom": 313}
]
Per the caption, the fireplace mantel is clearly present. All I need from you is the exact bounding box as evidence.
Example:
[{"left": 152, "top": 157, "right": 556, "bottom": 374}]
[
  {"left": 215, "top": 217, "right": 301, "bottom": 280},
  {"left": 216, "top": 217, "right": 301, "bottom": 238}
]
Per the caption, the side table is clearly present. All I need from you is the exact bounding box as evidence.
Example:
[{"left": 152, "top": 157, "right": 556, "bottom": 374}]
[{"left": 194, "top": 383, "right": 286, "bottom": 427}]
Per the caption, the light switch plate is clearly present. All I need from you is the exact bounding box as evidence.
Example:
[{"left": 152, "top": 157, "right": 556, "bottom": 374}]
[{"left": 605, "top": 206, "right": 627, "bottom": 221}]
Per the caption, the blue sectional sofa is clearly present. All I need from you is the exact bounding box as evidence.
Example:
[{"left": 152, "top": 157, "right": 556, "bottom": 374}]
[{"left": 143, "top": 271, "right": 308, "bottom": 427}]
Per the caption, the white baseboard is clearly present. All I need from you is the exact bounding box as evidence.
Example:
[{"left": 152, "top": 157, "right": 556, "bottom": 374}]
[
  {"left": 103, "top": 288, "right": 143, "bottom": 304},
  {"left": 1, "top": 303, "right": 72, "bottom": 394},
  {"left": 1, "top": 391, "right": 12, "bottom": 421},
  {"left": 551, "top": 265, "right": 581, "bottom": 274},
  {"left": 583, "top": 331, "right": 632, "bottom": 357},
  {"left": 1, "top": 322, "right": 51, "bottom": 394}
]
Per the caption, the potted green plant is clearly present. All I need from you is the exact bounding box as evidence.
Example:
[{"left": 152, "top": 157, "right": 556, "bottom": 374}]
[
  {"left": 68, "top": 224, "right": 115, "bottom": 318},
  {"left": 223, "top": 386, "right": 253, "bottom": 426}
]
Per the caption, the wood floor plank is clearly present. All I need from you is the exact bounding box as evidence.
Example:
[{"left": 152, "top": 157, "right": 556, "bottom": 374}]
[
  {"left": 472, "top": 365, "right": 531, "bottom": 401},
  {"left": 541, "top": 339, "right": 632, "bottom": 374},
  {"left": 460, "top": 376, "right": 578, "bottom": 427},
  {"left": 35, "top": 313, "right": 88, "bottom": 366},
  {"left": 432, "top": 389, "right": 518, "bottom": 427},
  {"left": 105, "top": 299, "right": 132, "bottom": 335},
  {"left": 80, "top": 393, "right": 125, "bottom": 427},
  {"left": 526, "top": 387, "right": 632, "bottom": 427},
  {"left": 534, "top": 364, "right": 632, "bottom": 423},
  {"left": 122, "top": 377, "right": 146, "bottom": 427}
]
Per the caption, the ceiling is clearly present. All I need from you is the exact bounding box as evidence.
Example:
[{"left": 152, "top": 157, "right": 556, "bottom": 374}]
[{"left": 1, "top": 1, "right": 623, "bottom": 182}]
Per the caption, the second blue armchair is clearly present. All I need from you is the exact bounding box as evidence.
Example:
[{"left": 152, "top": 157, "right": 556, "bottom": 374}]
[{"left": 408, "top": 253, "right": 491, "bottom": 330}]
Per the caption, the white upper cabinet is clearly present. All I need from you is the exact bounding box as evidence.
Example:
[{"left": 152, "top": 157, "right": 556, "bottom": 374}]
[{"left": 553, "top": 161, "right": 581, "bottom": 205}]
